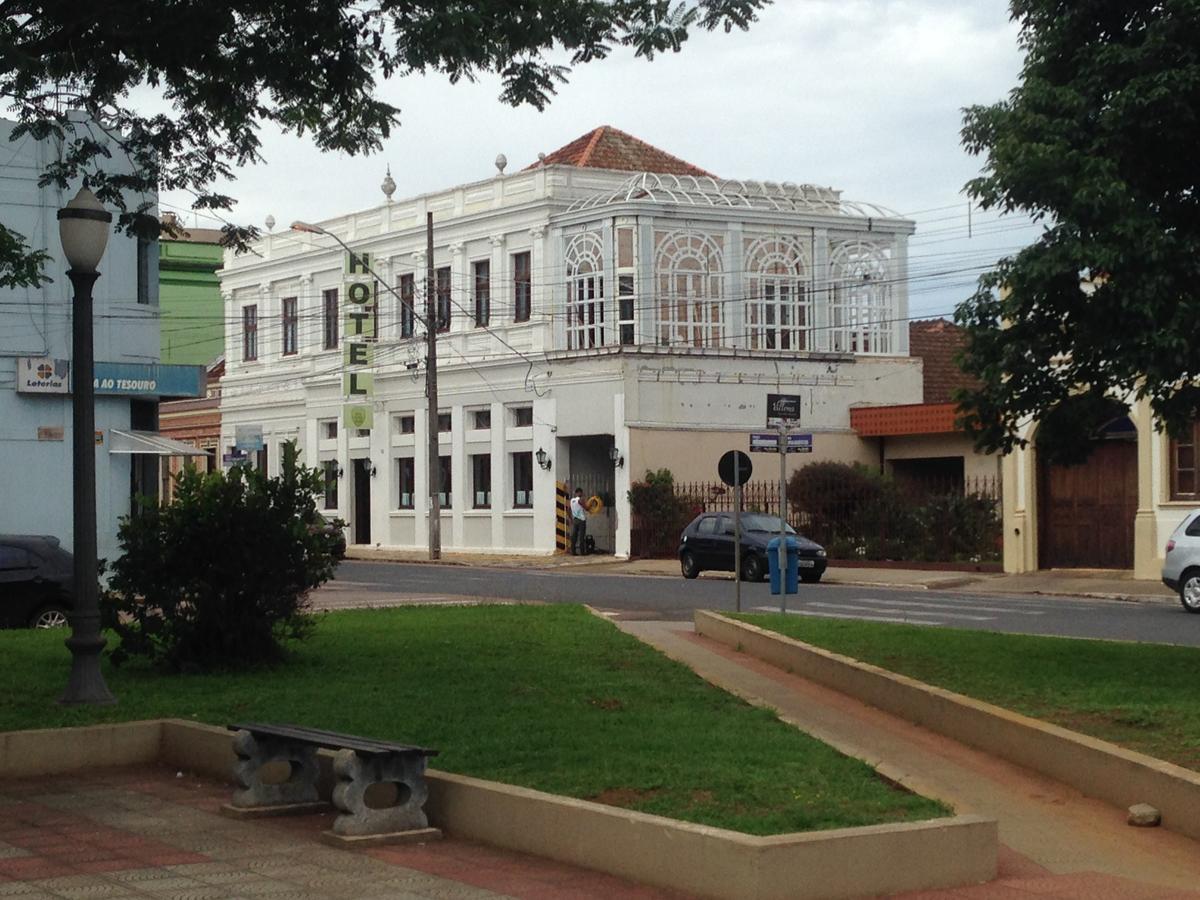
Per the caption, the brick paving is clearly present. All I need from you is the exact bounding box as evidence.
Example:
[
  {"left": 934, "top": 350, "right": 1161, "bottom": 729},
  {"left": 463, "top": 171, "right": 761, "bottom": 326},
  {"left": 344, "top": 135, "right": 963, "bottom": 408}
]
[{"left": 0, "top": 767, "right": 692, "bottom": 900}]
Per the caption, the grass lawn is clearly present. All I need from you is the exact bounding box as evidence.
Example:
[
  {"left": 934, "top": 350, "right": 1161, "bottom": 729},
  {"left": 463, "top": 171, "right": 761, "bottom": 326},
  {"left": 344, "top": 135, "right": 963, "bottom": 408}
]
[
  {"left": 735, "top": 613, "right": 1200, "bottom": 771},
  {"left": 0, "top": 604, "right": 946, "bottom": 835}
]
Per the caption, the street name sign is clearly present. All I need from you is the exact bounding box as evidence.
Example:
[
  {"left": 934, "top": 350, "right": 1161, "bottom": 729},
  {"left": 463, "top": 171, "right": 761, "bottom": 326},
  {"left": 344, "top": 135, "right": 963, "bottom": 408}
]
[{"left": 750, "top": 432, "right": 813, "bottom": 453}]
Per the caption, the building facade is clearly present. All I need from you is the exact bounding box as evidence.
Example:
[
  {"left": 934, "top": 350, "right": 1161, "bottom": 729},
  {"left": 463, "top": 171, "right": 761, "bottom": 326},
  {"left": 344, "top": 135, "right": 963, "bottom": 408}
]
[
  {"left": 218, "top": 127, "right": 927, "bottom": 556},
  {"left": 1002, "top": 399, "right": 1196, "bottom": 579},
  {"left": 0, "top": 117, "right": 167, "bottom": 564}
]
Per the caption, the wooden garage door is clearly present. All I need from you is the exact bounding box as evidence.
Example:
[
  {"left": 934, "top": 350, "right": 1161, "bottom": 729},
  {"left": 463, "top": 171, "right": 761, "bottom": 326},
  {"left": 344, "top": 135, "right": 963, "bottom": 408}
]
[{"left": 1038, "top": 440, "right": 1137, "bottom": 569}]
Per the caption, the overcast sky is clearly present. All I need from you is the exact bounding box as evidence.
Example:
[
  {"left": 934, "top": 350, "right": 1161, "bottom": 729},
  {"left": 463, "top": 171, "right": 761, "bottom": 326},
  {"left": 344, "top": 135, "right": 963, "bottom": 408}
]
[{"left": 162, "top": 0, "right": 1039, "bottom": 319}]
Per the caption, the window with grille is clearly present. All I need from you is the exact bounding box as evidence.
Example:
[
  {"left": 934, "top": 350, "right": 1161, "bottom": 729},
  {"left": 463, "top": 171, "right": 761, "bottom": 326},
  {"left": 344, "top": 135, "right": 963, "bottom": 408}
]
[
  {"left": 830, "top": 241, "right": 892, "bottom": 354},
  {"left": 473, "top": 260, "right": 490, "bottom": 327},
  {"left": 512, "top": 452, "right": 533, "bottom": 508},
  {"left": 397, "top": 457, "right": 415, "bottom": 509},
  {"left": 242, "top": 305, "right": 258, "bottom": 361},
  {"left": 282, "top": 296, "right": 298, "bottom": 355},
  {"left": 397, "top": 415, "right": 415, "bottom": 434},
  {"left": 471, "top": 454, "right": 491, "bottom": 508},
  {"left": 438, "top": 455, "right": 452, "bottom": 508},
  {"left": 1171, "top": 424, "right": 1198, "bottom": 500},
  {"left": 323, "top": 288, "right": 339, "bottom": 349},
  {"left": 399, "top": 273, "right": 415, "bottom": 339},
  {"left": 472, "top": 409, "right": 491, "bottom": 430},
  {"left": 438, "top": 412, "right": 451, "bottom": 432},
  {"left": 322, "top": 460, "right": 339, "bottom": 509},
  {"left": 513, "top": 251, "right": 531, "bottom": 323},
  {"left": 654, "top": 231, "right": 725, "bottom": 348},
  {"left": 745, "top": 236, "right": 810, "bottom": 351},
  {"left": 512, "top": 406, "right": 533, "bottom": 428},
  {"left": 436, "top": 266, "right": 451, "bottom": 333},
  {"left": 322, "top": 420, "right": 337, "bottom": 440},
  {"left": 565, "top": 232, "right": 604, "bottom": 350}
]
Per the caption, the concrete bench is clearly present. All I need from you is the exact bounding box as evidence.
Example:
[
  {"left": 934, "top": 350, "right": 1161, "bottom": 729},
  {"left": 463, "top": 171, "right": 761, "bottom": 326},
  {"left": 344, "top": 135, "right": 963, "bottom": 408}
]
[{"left": 226, "top": 722, "right": 439, "bottom": 840}]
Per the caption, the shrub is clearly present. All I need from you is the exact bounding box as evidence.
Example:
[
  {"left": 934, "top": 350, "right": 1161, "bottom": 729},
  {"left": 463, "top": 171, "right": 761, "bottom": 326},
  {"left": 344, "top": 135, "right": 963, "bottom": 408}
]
[
  {"left": 102, "top": 441, "right": 337, "bottom": 671},
  {"left": 628, "top": 468, "right": 691, "bottom": 556}
]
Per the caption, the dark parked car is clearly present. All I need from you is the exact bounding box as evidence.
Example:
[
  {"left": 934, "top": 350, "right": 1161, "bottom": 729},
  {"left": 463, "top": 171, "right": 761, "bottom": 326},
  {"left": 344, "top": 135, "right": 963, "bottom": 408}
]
[
  {"left": 678, "top": 513, "right": 827, "bottom": 583},
  {"left": 0, "top": 535, "right": 73, "bottom": 628}
]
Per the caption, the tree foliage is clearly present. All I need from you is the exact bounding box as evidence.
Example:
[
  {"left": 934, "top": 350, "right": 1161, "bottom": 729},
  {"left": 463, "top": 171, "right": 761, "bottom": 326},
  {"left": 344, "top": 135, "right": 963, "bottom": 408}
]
[
  {"left": 101, "top": 442, "right": 338, "bottom": 672},
  {"left": 955, "top": 0, "right": 1200, "bottom": 460},
  {"left": 0, "top": 0, "right": 766, "bottom": 287}
]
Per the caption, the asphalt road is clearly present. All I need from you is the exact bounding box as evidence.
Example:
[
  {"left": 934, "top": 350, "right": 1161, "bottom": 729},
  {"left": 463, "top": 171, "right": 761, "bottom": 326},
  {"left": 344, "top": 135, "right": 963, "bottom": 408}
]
[{"left": 315, "top": 560, "right": 1200, "bottom": 647}]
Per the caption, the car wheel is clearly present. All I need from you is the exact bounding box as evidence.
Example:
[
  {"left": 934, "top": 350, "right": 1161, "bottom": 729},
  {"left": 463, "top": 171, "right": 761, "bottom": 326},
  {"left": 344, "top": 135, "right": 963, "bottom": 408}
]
[
  {"left": 800, "top": 572, "right": 823, "bottom": 584},
  {"left": 1180, "top": 569, "right": 1200, "bottom": 614},
  {"left": 741, "top": 554, "right": 765, "bottom": 582},
  {"left": 680, "top": 551, "right": 700, "bottom": 580},
  {"left": 30, "top": 605, "right": 69, "bottom": 629}
]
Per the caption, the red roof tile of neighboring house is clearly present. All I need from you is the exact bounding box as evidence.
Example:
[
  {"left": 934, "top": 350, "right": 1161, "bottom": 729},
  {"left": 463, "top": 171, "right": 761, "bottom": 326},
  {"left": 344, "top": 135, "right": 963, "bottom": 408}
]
[
  {"left": 524, "top": 126, "right": 715, "bottom": 177},
  {"left": 909, "top": 319, "right": 978, "bottom": 404}
]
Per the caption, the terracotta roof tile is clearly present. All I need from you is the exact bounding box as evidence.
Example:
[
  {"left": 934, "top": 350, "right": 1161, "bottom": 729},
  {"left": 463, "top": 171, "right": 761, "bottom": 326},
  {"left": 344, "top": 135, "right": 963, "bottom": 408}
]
[
  {"left": 524, "top": 126, "right": 714, "bottom": 177},
  {"left": 909, "top": 319, "right": 978, "bottom": 404}
]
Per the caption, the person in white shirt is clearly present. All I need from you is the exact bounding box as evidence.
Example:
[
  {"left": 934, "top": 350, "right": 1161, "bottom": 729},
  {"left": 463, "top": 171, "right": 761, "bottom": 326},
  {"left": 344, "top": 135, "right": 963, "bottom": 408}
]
[{"left": 569, "top": 488, "right": 588, "bottom": 555}]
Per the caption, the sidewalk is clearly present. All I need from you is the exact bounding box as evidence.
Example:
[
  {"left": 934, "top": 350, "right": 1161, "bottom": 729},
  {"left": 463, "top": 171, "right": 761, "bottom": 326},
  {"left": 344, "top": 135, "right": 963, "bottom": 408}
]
[
  {"left": 620, "top": 618, "right": 1200, "bottom": 899},
  {"left": 0, "top": 767, "right": 688, "bottom": 899},
  {"left": 344, "top": 546, "right": 1178, "bottom": 603}
]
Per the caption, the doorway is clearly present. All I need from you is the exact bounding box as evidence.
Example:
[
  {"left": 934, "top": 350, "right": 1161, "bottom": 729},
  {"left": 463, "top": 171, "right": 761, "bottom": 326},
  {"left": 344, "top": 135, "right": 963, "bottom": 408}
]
[
  {"left": 352, "top": 458, "right": 372, "bottom": 545},
  {"left": 1038, "top": 435, "right": 1137, "bottom": 569}
]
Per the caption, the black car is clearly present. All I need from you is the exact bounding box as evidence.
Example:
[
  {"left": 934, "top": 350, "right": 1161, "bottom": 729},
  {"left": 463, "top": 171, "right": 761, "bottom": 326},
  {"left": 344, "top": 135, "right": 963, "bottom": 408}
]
[
  {"left": 0, "top": 535, "right": 73, "bottom": 628},
  {"left": 678, "top": 513, "right": 827, "bottom": 583}
]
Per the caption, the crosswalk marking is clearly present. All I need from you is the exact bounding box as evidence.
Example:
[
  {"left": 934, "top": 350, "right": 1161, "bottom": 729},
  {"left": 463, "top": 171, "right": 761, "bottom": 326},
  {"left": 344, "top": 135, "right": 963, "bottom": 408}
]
[
  {"left": 807, "top": 601, "right": 994, "bottom": 621},
  {"left": 754, "top": 606, "right": 944, "bottom": 626},
  {"left": 844, "top": 596, "right": 1046, "bottom": 616}
]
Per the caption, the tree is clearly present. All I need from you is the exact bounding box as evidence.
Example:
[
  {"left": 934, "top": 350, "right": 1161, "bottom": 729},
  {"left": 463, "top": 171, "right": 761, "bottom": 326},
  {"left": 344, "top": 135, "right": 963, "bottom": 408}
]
[
  {"left": 101, "top": 442, "right": 337, "bottom": 671},
  {"left": 955, "top": 0, "right": 1200, "bottom": 460},
  {"left": 0, "top": 0, "right": 767, "bottom": 287}
]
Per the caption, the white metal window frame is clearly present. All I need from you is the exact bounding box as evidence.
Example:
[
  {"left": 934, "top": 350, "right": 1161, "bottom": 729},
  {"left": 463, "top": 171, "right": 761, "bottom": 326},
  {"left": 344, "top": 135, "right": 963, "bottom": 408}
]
[
  {"left": 654, "top": 230, "right": 725, "bottom": 349},
  {"left": 745, "top": 235, "right": 811, "bottom": 352},
  {"left": 829, "top": 240, "right": 892, "bottom": 354},
  {"left": 565, "top": 232, "right": 605, "bottom": 350}
]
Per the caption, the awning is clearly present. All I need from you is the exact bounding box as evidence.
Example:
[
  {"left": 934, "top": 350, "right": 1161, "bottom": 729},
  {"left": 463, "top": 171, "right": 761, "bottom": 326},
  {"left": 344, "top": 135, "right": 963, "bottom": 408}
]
[{"left": 109, "top": 429, "right": 209, "bottom": 457}]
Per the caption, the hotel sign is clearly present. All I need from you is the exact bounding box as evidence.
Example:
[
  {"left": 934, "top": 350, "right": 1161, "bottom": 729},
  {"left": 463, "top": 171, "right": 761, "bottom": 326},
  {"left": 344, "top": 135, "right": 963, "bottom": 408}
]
[{"left": 343, "top": 250, "right": 374, "bottom": 430}]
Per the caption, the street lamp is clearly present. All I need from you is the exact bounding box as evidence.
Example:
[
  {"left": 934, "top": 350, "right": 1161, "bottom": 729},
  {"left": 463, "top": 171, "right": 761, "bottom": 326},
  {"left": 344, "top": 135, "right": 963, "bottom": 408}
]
[
  {"left": 608, "top": 445, "right": 624, "bottom": 468},
  {"left": 535, "top": 447, "right": 551, "bottom": 471},
  {"left": 58, "top": 186, "right": 116, "bottom": 706}
]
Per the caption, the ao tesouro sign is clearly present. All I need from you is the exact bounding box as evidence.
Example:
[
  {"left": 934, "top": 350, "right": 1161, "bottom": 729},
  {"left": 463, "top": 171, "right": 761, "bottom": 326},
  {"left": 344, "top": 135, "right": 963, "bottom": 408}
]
[
  {"left": 343, "top": 250, "right": 375, "bottom": 430},
  {"left": 17, "top": 358, "right": 203, "bottom": 398}
]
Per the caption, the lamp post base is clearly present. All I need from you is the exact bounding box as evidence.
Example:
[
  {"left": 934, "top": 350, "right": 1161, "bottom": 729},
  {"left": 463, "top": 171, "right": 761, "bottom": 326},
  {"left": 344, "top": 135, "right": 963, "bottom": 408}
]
[{"left": 59, "top": 632, "right": 116, "bottom": 705}]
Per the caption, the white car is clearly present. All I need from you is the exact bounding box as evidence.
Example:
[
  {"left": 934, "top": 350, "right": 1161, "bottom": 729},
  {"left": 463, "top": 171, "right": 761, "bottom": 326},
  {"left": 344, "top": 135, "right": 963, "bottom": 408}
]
[{"left": 1162, "top": 509, "right": 1200, "bottom": 613}]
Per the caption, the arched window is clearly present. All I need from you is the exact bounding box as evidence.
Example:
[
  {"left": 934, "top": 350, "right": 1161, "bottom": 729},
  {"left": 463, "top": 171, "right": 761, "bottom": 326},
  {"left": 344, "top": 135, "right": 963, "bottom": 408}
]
[
  {"left": 829, "top": 241, "right": 892, "bottom": 354},
  {"left": 565, "top": 232, "right": 605, "bottom": 349},
  {"left": 654, "top": 231, "right": 725, "bottom": 348},
  {"left": 745, "top": 235, "right": 810, "bottom": 351}
]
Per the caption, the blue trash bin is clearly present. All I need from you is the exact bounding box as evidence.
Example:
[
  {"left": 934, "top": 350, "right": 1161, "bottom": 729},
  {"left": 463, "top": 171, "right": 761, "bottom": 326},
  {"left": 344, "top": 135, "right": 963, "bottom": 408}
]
[{"left": 767, "top": 536, "right": 801, "bottom": 595}]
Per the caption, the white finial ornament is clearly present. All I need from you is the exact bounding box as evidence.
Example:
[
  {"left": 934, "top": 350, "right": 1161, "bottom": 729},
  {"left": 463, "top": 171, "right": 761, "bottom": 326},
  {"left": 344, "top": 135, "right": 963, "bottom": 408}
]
[
  {"left": 495, "top": 153, "right": 507, "bottom": 175},
  {"left": 381, "top": 166, "right": 396, "bottom": 202},
  {"left": 264, "top": 214, "right": 275, "bottom": 232}
]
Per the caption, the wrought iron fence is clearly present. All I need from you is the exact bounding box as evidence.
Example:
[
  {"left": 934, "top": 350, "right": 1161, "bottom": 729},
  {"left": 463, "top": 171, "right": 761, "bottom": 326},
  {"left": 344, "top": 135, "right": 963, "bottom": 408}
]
[{"left": 630, "top": 474, "right": 1001, "bottom": 563}]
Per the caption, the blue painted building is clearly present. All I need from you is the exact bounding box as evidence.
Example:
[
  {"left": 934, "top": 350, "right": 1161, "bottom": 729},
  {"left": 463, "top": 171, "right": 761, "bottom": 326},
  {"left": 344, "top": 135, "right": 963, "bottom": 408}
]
[{"left": 0, "top": 116, "right": 202, "bottom": 566}]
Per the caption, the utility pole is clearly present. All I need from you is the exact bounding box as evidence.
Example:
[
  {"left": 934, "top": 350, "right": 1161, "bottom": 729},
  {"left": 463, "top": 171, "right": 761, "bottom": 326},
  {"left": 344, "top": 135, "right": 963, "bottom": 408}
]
[
  {"left": 425, "top": 212, "right": 441, "bottom": 559},
  {"left": 778, "top": 424, "right": 788, "bottom": 614}
]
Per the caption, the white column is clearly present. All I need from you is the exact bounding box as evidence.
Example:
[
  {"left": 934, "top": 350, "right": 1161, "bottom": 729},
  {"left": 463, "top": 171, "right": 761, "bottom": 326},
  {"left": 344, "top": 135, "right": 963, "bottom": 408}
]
[
  {"left": 812, "top": 228, "right": 830, "bottom": 352},
  {"left": 298, "top": 274, "right": 313, "bottom": 356},
  {"left": 336, "top": 414, "right": 350, "bottom": 525},
  {"left": 892, "top": 232, "right": 909, "bottom": 355},
  {"left": 489, "top": 234, "right": 505, "bottom": 330},
  {"left": 725, "top": 223, "right": 744, "bottom": 349},
  {"left": 414, "top": 404, "right": 429, "bottom": 549},
  {"left": 601, "top": 219, "right": 615, "bottom": 347},
  {"left": 448, "top": 241, "right": 465, "bottom": 334},
  {"left": 371, "top": 405, "right": 390, "bottom": 546},
  {"left": 449, "top": 403, "right": 464, "bottom": 548},
  {"left": 528, "top": 225, "right": 547, "bottom": 352},
  {"left": 258, "top": 285, "right": 273, "bottom": 359},
  {"left": 532, "top": 397, "right": 558, "bottom": 553},
  {"left": 490, "top": 400, "right": 505, "bottom": 543},
  {"left": 614, "top": 392, "right": 632, "bottom": 559},
  {"left": 375, "top": 255, "right": 394, "bottom": 342},
  {"left": 637, "top": 216, "right": 655, "bottom": 347}
]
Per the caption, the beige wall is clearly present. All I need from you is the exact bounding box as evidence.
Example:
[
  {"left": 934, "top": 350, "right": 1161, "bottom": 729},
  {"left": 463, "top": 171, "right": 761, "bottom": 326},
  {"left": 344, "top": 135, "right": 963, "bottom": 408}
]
[
  {"left": 629, "top": 428, "right": 875, "bottom": 484},
  {"left": 882, "top": 433, "right": 1000, "bottom": 484},
  {"left": 1002, "top": 396, "right": 1196, "bottom": 578}
]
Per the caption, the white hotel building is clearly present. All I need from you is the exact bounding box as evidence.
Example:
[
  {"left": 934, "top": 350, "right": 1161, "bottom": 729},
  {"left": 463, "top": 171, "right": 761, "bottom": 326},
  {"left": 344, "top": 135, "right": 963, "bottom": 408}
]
[{"left": 218, "top": 127, "right": 931, "bottom": 557}]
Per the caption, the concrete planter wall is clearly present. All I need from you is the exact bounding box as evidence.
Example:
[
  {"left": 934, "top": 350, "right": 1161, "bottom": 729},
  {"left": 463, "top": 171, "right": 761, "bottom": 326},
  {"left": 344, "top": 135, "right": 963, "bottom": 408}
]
[
  {"left": 696, "top": 610, "right": 1200, "bottom": 843},
  {"left": 1, "top": 718, "right": 996, "bottom": 900}
]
